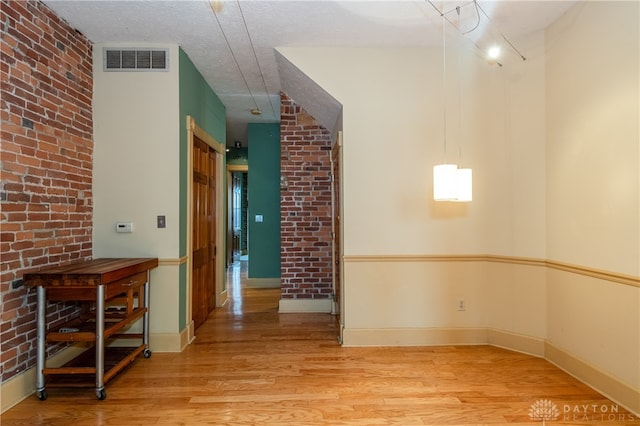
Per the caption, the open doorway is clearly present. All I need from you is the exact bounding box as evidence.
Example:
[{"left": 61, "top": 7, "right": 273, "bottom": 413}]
[{"left": 227, "top": 165, "right": 248, "bottom": 266}]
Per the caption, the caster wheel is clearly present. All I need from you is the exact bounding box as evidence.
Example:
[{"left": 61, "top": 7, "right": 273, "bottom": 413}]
[
  {"left": 96, "top": 389, "right": 107, "bottom": 400},
  {"left": 37, "top": 389, "right": 48, "bottom": 401},
  {"left": 143, "top": 348, "right": 152, "bottom": 358}
]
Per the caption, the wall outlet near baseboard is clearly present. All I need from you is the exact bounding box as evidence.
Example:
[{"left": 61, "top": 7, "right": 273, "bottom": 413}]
[{"left": 457, "top": 299, "right": 466, "bottom": 311}]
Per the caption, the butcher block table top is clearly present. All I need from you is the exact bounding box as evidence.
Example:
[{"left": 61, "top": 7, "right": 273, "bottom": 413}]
[{"left": 23, "top": 258, "right": 159, "bottom": 288}]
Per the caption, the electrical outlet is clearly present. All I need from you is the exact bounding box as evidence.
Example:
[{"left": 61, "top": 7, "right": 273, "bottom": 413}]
[{"left": 457, "top": 299, "right": 466, "bottom": 311}]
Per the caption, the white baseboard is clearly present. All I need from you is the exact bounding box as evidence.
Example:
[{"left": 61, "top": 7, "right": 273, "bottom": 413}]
[
  {"left": 487, "top": 328, "right": 545, "bottom": 357},
  {"left": 341, "top": 327, "right": 545, "bottom": 354},
  {"left": 1, "top": 344, "right": 89, "bottom": 414},
  {"left": 107, "top": 331, "right": 187, "bottom": 353},
  {"left": 149, "top": 331, "right": 188, "bottom": 352},
  {"left": 187, "top": 320, "right": 196, "bottom": 345},
  {"left": 278, "top": 298, "right": 332, "bottom": 313},
  {"left": 545, "top": 342, "right": 640, "bottom": 417},
  {"left": 341, "top": 327, "right": 488, "bottom": 347},
  {"left": 247, "top": 278, "right": 280, "bottom": 288},
  {"left": 180, "top": 326, "right": 190, "bottom": 350}
]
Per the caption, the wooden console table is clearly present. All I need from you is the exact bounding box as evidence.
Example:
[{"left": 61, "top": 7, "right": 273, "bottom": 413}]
[{"left": 23, "top": 258, "right": 158, "bottom": 400}]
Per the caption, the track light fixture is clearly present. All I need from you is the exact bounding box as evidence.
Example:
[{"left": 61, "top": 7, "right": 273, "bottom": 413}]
[{"left": 426, "top": 0, "right": 526, "bottom": 66}]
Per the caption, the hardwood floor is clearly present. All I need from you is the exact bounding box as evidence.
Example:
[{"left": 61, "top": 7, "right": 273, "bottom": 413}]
[{"left": 3, "top": 260, "right": 638, "bottom": 425}]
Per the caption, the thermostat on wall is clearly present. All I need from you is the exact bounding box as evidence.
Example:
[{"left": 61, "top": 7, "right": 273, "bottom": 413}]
[{"left": 115, "top": 222, "right": 134, "bottom": 233}]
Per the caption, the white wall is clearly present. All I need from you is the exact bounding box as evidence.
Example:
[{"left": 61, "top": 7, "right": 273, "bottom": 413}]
[
  {"left": 545, "top": 1, "right": 639, "bottom": 392},
  {"left": 93, "top": 44, "right": 182, "bottom": 342},
  {"left": 546, "top": 1, "right": 639, "bottom": 276},
  {"left": 93, "top": 44, "right": 180, "bottom": 259},
  {"left": 491, "top": 33, "right": 548, "bottom": 259},
  {"left": 484, "top": 32, "right": 548, "bottom": 343}
]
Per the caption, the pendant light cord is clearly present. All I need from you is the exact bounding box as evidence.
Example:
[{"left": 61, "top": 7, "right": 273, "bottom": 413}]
[
  {"left": 456, "top": 6, "right": 463, "bottom": 166},
  {"left": 442, "top": 11, "right": 448, "bottom": 161}
]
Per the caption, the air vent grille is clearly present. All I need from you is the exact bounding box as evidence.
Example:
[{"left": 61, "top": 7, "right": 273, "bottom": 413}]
[{"left": 104, "top": 48, "right": 169, "bottom": 71}]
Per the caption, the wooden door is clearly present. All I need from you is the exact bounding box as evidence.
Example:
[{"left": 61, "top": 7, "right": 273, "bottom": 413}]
[{"left": 192, "top": 136, "right": 216, "bottom": 329}]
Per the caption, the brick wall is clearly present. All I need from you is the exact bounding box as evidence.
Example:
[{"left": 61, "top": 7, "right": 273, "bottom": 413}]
[
  {"left": 280, "top": 93, "right": 333, "bottom": 300},
  {"left": 0, "top": 0, "right": 93, "bottom": 382}
]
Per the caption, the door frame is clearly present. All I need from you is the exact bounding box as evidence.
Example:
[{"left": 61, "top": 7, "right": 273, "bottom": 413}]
[
  {"left": 331, "top": 131, "right": 345, "bottom": 343},
  {"left": 186, "top": 116, "right": 226, "bottom": 342}
]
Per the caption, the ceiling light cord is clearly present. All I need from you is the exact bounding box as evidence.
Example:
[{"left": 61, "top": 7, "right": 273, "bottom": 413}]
[
  {"left": 208, "top": 0, "right": 260, "bottom": 112},
  {"left": 236, "top": 1, "right": 277, "bottom": 120}
]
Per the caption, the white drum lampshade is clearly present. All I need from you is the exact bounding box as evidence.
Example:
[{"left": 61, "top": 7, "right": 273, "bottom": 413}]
[
  {"left": 433, "top": 164, "right": 459, "bottom": 201},
  {"left": 455, "top": 168, "right": 472, "bottom": 202}
]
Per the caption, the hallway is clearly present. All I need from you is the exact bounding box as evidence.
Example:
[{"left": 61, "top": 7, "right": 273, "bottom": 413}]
[
  {"left": 200, "top": 259, "right": 339, "bottom": 346},
  {"left": 2, "top": 260, "right": 638, "bottom": 425}
]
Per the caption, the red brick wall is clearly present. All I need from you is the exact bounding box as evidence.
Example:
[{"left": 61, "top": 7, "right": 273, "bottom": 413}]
[
  {"left": 280, "top": 93, "right": 333, "bottom": 300},
  {"left": 1, "top": 0, "right": 93, "bottom": 382}
]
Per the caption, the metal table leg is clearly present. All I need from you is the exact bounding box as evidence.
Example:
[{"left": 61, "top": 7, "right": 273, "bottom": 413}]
[
  {"left": 95, "top": 284, "right": 106, "bottom": 400},
  {"left": 36, "top": 286, "right": 47, "bottom": 400},
  {"left": 142, "top": 274, "right": 151, "bottom": 358}
]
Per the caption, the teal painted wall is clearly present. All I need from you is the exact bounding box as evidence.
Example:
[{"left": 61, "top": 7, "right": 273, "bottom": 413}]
[
  {"left": 227, "top": 147, "right": 248, "bottom": 165},
  {"left": 178, "top": 48, "right": 226, "bottom": 330},
  {"left": 247, "top": 123, "right": 281, "bottom": 279}
]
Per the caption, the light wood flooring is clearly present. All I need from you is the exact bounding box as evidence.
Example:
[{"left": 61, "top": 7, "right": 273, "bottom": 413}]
[{"left": 3, "top": 260, "right": 638, "bottom": 425}]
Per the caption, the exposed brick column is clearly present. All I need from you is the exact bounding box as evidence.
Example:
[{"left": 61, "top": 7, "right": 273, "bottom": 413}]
[
  {"left": 1, "top": 0, "right": 93, "bottom": 381},
  {"left": 280, "top": 92, "right": 333, "bottom": 300}
]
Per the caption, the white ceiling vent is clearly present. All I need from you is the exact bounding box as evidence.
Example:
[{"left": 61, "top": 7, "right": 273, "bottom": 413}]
[{"left": 103, "top": 48, "right": 169, "bottom": 71}]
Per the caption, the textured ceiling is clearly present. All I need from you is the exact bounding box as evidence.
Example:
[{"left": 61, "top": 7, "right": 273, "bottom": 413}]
[{"left": 43, "top": 0, "right": 577, "bottom": 146}]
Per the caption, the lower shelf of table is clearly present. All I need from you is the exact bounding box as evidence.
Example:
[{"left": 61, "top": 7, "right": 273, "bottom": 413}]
[
  {"left": 44, "top": 345, "right": 148, "bottom": 388},
  {"left": 46, "top": 307, "right": 147, "bottom": 342}
]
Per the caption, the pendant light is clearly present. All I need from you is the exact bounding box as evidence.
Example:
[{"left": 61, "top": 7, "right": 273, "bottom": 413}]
[
  {"left": 434, "top": 164, "right": 458, "bottom": 201},
  {"left": 455, "top": 167, "right": 472, "bottom": 202},
  {"left": 432, "top": 5, "right": 472, "bottom": 202},
  {"left": 428, "top": 0, "right": 529, "bottom": 202}
]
